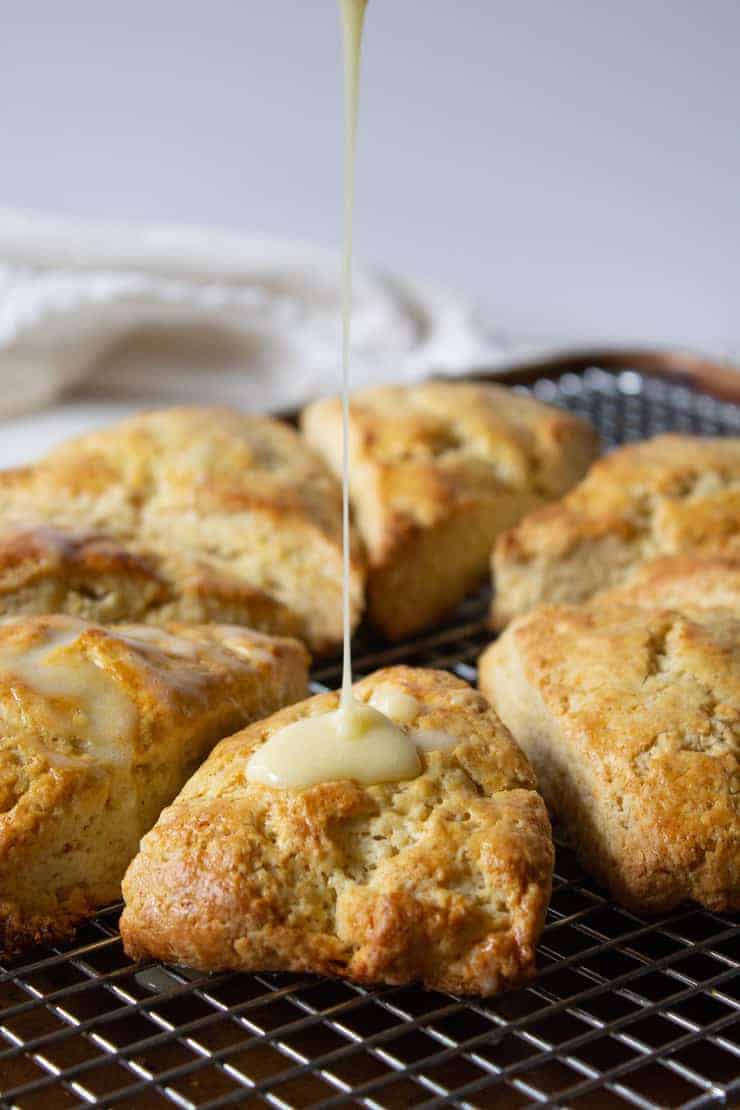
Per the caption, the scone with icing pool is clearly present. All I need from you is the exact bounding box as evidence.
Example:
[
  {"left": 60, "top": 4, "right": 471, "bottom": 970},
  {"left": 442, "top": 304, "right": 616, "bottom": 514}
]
[
  {"left": 480, "top": 556, "right": 740, "bottom": 913},
  {"left": 0, "top": 407, "right": 364, "bottom": 654},
  {"left": 492, "top": 433, "right": 740, "bottom": 626},
  {"left": 121, "top": 666, "right": 553, "bottom": 996},
  {"left": 301, "top": 381, "right": 598, "bottom": 639},
  {"left": 0, "top": 614, "right": 308, "bottom": 956}
]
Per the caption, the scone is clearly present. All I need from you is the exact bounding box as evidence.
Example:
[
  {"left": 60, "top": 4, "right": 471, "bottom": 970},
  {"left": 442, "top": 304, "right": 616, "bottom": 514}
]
[
  {"left": 301, "top": 382, "right": 598, "bottom": 639},
  {"left": 121, "top": 666, "right": 553, "bottom": 996},
  {"left": 596, "top": 553, "right": 740, "bottom": 612},
  {"left": 0, "top": 614, "right": 308, "bottom": 956},
  {"left": 492, "top": 434, "right": 740, "bottom": 626},
  {"left": 479, "top": 571, "right": 740, "bottom": 913},
  {"left": 0, "top": 407, "right": 364, "bottom": 653}
]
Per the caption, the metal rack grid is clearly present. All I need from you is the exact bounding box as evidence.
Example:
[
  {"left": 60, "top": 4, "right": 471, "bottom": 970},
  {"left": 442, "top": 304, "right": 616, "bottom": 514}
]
[{"left": 1, "top": 364, "right": 739, "bottom": 1109}]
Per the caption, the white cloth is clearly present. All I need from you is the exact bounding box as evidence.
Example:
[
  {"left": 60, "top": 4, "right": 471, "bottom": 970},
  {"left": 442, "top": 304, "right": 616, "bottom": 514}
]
[{"left": 0, "top": 209, "right": 514, "bottom": 420}]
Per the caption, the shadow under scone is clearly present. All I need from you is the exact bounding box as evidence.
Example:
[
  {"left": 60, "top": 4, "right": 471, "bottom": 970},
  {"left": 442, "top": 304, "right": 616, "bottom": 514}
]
[{"left": 120, "top": 666, "right": 554, "bottom": 997}]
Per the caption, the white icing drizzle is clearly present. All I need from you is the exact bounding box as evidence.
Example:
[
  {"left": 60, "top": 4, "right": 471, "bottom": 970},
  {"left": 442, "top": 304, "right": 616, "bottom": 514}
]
[
  {"left": 246, "top": 0, "right": 423, "bottom": 792},
  {"left": 369, "top": 686, "right": 419, "bottom": 724},
  {"left": 0, "top": 616, "right": 136, "bottom": 764},
  {"left": 412, "top": 728, "right": 459, "bottom": 753},
  {"left": 246, "top": 700, "right": 420, "bottom": 789},
  {"left": 338, "top": 0, "right": 367, "bottom": 722}
]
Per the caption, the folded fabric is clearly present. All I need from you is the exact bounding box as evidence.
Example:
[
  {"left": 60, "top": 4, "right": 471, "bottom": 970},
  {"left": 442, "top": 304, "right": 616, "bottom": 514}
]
[{"left": 0, "top": 208, "right": 512, "bottom": 419}]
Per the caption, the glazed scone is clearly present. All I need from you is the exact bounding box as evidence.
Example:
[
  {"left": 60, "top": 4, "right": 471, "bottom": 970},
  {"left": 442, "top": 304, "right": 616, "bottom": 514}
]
[
  {"left": 0, "top": 407, "right": 364, "bottom": 653},
  {"left": 492, "top": 434, "right": 740, "bottom": 626},
  {"left": 121, "top": 666, "right": 553, "bottom": 996},
  {"left": 301, "top": 382, "right": 598, "bottom": 639},
  {"left": 479, "top": 584, "right": 740, "bottom": 913},
  {"left": 0, "top": 614, "right": 309, "bottom": 956}
]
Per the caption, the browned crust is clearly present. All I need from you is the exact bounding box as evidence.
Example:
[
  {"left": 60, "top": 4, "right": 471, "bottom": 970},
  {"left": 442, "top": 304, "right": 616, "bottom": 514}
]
[
  {"left": 0, "top": 526, "right": 172, "bottom": 620},
  {"left": 0, "top": 615, "right": 309, "bottom": 958},
  {"left": 594, "top": 553, "right": 740, "bottom": 611},
  {"left": 0, "top": 407, "right": 365, "bottom": 653},
  {"left": 121, "top": 666, "right": 554, "bottom": 996},
  {"left": 480, "top": 567, "right": 740, "bottom": 913},
  {"left": 301, "top": 381, "right": 598, "bottom": 639},
  {"left": 491, "top": 434, "right": 740, "bottom": 627},
  {"left": 0, "top": 900, "right": 81, "bottom": 958}
]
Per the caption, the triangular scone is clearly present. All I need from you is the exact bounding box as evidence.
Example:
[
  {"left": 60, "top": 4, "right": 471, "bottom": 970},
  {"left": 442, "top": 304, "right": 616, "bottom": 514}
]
[
  {"left": 492, "top": 434, "right": 740, "bottom": 627},
  {"left": 0, "top": 615, "right": 308, "bottom": 956},
  {"left": 301, "top": 382, "right": 598, "bottom": 639},
  {"left": 480, "top": 562, "right": 740, "bottom": 913},
  {"left": 121, "top": 666, "right": 553, "bottom": 996},
  {"left": 0, "top": 407, "right": 364, "bottom": 653}
]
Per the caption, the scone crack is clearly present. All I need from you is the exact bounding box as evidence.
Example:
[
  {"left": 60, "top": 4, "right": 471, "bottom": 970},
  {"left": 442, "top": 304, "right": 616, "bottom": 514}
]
[
  {"left": 637, "top": 616, "right": 738, "bottom": 759},
  {"left": 642, "top": 615, "right": 674, "bottom": 679},
  {"left": 328, "top": 778, "right": 524, "bottom": 974},
  {"left": 636, "top": 469, "right": 740, "bottom": 547},
  {"left": 631, "top": 691, "right": 738, "bottom": 764}
]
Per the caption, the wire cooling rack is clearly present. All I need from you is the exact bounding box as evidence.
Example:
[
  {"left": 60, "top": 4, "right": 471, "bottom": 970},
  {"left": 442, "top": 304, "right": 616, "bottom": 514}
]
[{"left": 1, "top": 362, "right": 738, "bottom": 1109}]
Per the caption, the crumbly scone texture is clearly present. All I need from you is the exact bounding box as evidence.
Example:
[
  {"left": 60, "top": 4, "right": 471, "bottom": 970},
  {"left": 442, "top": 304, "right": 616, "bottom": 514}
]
[
  {"left": 121, "top": 666, "right": 553, "bottom": 996},
  {"left": 595, "top": 554, "right": 740, "bottom": 612},
  {"left": 0, "top": 614, "right": 308, "bottom": 956},
  {"left": 301, "top": 381, "right": 598, "bottom": 639},
  {"left": 0, "top": 407, "right": 364, "bottom": 653},
  {"left": 492, "top": 434, "right": 740, "bottom": 626},
  {"left": 479, "top": 573, "right": 740, "bottom": 913}
]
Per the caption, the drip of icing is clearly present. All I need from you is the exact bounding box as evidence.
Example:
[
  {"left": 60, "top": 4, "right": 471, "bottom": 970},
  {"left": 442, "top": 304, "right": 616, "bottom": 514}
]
[
  {"left": 245, "top": 0, "right": 423, "bottom": 790},
  {"left": 246, "top": 701, "right": 420, "bottom": 789},
  {"left": 412, "top": 729, "right": 459, "bottom": 752},
  {"left": 0, "top": 616, "right": 136, "bottom": 764},
  {"left": 369, "top": 686, "right": 419, "bottom": 724},
  {"left": 338, "top": 0, "right": 367, "bottom": 727},
  {"left": 333, "top": 0, "right": 396, "bottom": 745}
]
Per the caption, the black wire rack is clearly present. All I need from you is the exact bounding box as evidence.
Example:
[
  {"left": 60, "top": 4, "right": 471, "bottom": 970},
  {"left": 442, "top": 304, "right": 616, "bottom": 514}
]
[{"left": 1, "top": 362, "right": 739, "bottom": 1109}]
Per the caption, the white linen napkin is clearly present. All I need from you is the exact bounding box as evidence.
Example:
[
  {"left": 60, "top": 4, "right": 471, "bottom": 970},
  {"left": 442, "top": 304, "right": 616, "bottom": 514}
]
[{"left": 0, "top": 209, "right": 515, "bottom": 421}]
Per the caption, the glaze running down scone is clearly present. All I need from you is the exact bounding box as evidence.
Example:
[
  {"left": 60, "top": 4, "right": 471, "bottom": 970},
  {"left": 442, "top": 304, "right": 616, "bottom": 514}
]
[
  {"left": 301, "top": 381, "right": 598, "bottom": 639},
  {"left": 491, "top": 434, "right": 740, "bottom": 626},
  {"left": 121, "top": 667, "right": 553, "bottom": 996},
  {"left": 0, "top": 407, "right": 364, "bottom": 653},
  {"left": 0, "top": 614, "right": 308, "bottom": 956},
  {"left": 479, "top": 559, "right": 740, "bottom": 913}
]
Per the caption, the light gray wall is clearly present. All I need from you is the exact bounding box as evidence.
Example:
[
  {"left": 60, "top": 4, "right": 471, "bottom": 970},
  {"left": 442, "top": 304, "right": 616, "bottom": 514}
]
[{"left": 2, "top": 1, "right": 738, "bottom": 352}]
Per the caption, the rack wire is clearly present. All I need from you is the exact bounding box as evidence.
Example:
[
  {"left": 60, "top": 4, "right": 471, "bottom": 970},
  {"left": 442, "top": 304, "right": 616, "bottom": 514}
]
[{"left": 1, "top": 364, "right": 738, "bottom": 1108}]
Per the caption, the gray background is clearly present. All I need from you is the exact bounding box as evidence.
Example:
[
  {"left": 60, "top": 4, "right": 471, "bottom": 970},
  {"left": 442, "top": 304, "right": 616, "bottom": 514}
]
[{"left": 2, "top": 0, "right": 738, "bottom": 353}]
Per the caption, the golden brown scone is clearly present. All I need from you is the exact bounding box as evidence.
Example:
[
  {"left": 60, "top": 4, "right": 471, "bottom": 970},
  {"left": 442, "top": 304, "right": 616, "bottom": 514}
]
[
  {"left": 492, "top": 434, "right": 740, "bottom": 626},
  {"left": 0, "top": 614, "right": 308, "bottom": 956},
  {"left": 121, "top": 666, "right": 553, "bottom": 996},
  {"left": 301, "top": 382, "right": 598, "bottom": 639},
  {"left": 479, "top": 577, "right": 740, "bottom": 914},
  {"left": 595, "top": 554, "right": 740, "bottom": 612},
  {"left": 0, "top": 407, "right": 364, "bottom": 653}
]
